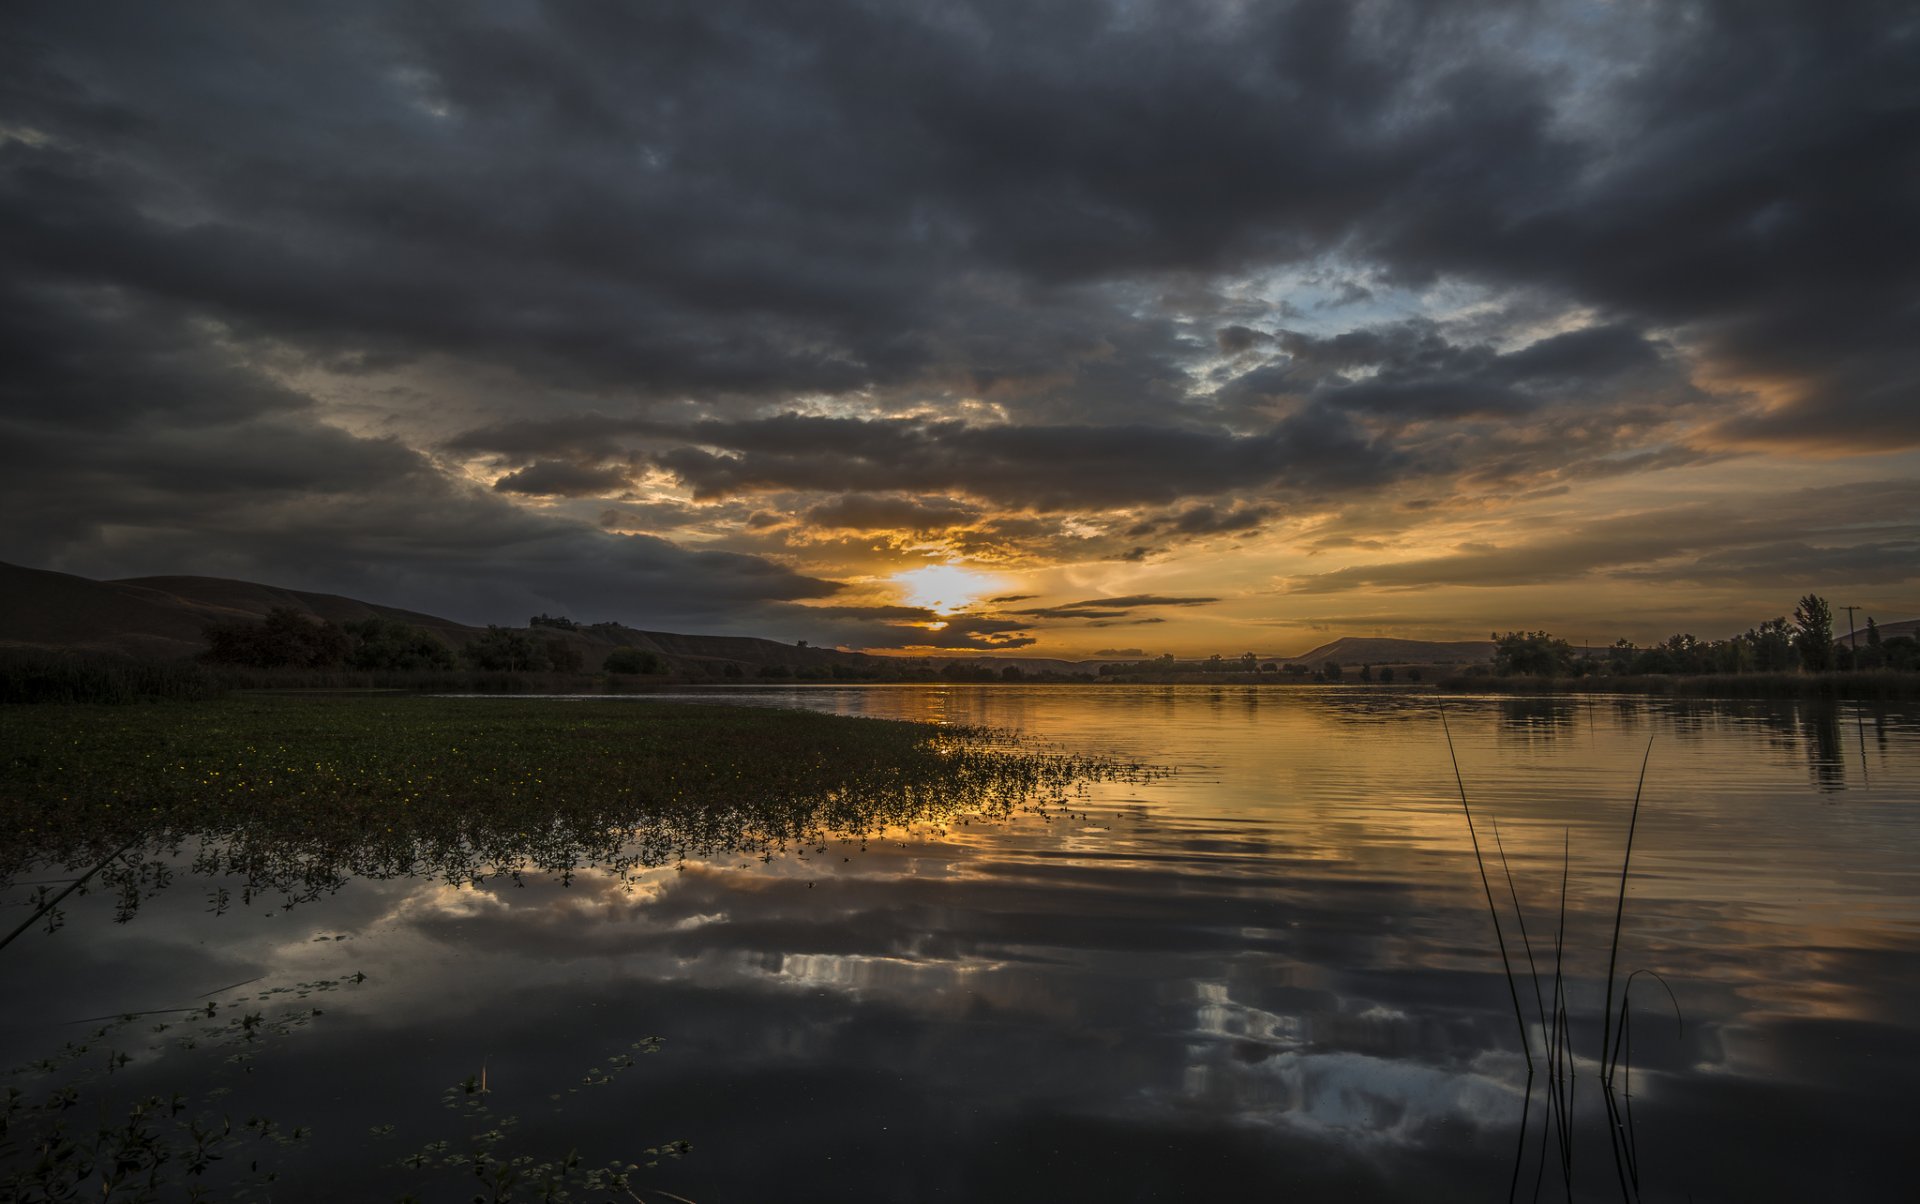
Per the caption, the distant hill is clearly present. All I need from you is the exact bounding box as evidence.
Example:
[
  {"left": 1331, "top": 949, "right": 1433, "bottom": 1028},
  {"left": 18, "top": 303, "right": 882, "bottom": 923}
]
[
  {"left": 1853, "top": 617, "right": 1920, "bottom": 643},
  {"left": 0, "top": 560, "right": 1095, "bottom": 675},
  {"left": 0, "top": 560, "right": 899, "bottom": 673},
  {"left": 1280, "top": 636, "right": 1495, "bottom": 667},
  {"left": 0, "top": 562, "right": 480, "bottom": 659},
  {"left": 9, "top": 560, "right": 1904, "bottom": 674}
]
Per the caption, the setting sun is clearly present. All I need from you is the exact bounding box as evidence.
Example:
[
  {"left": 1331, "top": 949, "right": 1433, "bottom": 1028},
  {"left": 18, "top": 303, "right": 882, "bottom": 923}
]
[{"left": 891, "top": 563, "right": 999, "bottom": 613}]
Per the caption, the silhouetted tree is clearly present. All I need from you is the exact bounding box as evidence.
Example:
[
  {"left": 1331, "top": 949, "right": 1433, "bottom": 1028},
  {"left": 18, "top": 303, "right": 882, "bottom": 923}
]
[
  {"left": 1606, "top": 639, "right": 1637, "bottom": 674},
  {"left": 1492, "top": 630, "right": 1574, "bottom": 676},
  {"left": 465, "top": 626, "right": 549, "bottom": 672},
  {"left": 1794, "top": 594, "right": 1834, "bottom": 672},
  {"left": 604, "top": 647, "right": 664, "bottom": 675},
  {"left": 343, "top": 618, "right": 455, "bottom": 670},
  {"left": 1879, "top": 635, "right": 1918, "bottom": 671},
  {"left": 202, "top": 608, "right": 349, "bottom": 669},
  {"left": 1740, "top": 618, "right": 1797, "bottom": 672}
]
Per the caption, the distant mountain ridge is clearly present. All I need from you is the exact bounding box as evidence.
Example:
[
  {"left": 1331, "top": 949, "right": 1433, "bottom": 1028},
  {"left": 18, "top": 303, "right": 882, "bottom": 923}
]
[
  {"left": 1277, "top": 635, "right": 1496, "bottom": 666},
  {"left": 0, "top": 562, "right": 475, "bottom": 660},
  {"left": 6, "top": 561, "right": 1907, "bottom": 673},
  {"left": 0, "top": 561, "right": 1114, "bottom": 674},
  {"left": 0, "top": 561, "right": 875, "bottom": 671}
]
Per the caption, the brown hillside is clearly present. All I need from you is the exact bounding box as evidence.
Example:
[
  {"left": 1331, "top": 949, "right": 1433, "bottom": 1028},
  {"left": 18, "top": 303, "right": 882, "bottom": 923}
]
[
  {"left": 0, "top": 562, "right": 239, "bottom": 658},
  {"left": 1282, "top": 636, "right": 1496, "bottom": 666},
  {"left": 113, "top": 575, "right": 480, "bottom": 642}
]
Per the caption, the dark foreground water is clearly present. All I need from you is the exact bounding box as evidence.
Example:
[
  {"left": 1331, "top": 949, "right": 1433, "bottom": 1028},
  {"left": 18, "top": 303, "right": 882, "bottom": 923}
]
[{"left": 5, "top": 687, "right": 1918, "bottom": 1201}]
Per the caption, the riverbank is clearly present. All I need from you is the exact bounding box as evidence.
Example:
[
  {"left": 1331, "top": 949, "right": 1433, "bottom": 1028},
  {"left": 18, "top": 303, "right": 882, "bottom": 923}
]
[{"left": 1437, "top": 670, "right": 1920, "bottom": 699}]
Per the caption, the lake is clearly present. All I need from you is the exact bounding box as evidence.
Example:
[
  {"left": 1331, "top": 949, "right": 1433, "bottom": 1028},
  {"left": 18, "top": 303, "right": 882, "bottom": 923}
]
[{"left": 5, "top": 685, "right": 1917, "bottom": 1201}]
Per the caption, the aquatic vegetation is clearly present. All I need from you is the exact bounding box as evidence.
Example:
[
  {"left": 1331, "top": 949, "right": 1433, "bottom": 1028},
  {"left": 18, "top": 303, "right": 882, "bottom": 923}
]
[
  {"left": 1443, "top": 711, "right": 1682, "bottom": 1202},
  {"left": 386, "top": 1039, "right": 691, "bottom": 1203},
  {"left": 0, "top": 974, "right": 365, "bottom": 1201},
  {"left": 0, "top": 696, "right": 1136, "bottom": 934}
]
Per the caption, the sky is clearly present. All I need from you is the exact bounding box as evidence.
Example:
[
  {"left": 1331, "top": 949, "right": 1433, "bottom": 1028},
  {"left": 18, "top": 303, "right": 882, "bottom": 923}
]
[{"left": 2, "top": 0, "right": 1916, "bottom": 657}]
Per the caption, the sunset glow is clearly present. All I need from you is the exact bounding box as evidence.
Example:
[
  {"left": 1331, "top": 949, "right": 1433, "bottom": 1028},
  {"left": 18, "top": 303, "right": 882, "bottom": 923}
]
[{"left": 892, "top": 564, "right": 999, "bottom": 614}]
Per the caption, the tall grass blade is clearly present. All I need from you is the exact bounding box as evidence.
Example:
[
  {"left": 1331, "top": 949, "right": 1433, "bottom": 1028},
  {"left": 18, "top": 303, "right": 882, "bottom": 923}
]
[
  {"left": 1600, "top": 738, "right": 1654, "bottom": 1079},
  {"left": 1440, "top": 707, "right": 1533, "bottom": 1070}
]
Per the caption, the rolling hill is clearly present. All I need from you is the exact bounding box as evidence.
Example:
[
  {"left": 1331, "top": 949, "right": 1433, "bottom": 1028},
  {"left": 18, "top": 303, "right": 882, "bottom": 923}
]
[
  {"left": 1279, "top": 636, "right": 1496, "bottom": 666},
  {"left": 0, "top": 561, "right": 1098, "bottom": 675}
]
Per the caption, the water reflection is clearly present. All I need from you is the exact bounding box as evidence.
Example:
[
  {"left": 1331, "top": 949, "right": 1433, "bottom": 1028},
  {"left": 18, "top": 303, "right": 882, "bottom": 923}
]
[
  {"left": 3, "top": 688, "right": 1917, "bottom": 1202},
  {"left": 1495, "top": 697, "right": 1580, "bottom": 743}
]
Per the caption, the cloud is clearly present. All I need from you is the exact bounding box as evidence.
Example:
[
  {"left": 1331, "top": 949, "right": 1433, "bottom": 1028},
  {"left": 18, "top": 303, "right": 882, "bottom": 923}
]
[
  {"left": 1009, "top": 594, "right": 1220, "bottom": 620},
  {"left": 0, "top": 0, "right": 1910, "bottom": 634},
  {"left": 0, "top": 277, "right": 841, "bottom": 630},
  {"left": 1127, "top": 503, "right": 1278, "bottom": 538},
  {"left": 803, "top": 494, "right": 980, "bottom": 532},
  {"left": 493, "top": 461, "right": 636, "bottom": 497},
  {"left": 789, "top": 607, "right": 1037, "bottom": 651},
  {"left": 1282, "top": 481, "right": 1920, "bottom": 595},
  {"left": 655, "top": 411, "right": 1397, "bottom": 511}
]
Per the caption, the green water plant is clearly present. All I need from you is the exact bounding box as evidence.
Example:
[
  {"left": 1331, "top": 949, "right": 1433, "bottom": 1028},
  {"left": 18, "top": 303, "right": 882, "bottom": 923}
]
[
  {"left": 0, "top": 974, "right": 367, "bottom": 1201},
  {"left": 0, "top": 696, "right": 1138, "bottom": 941}
]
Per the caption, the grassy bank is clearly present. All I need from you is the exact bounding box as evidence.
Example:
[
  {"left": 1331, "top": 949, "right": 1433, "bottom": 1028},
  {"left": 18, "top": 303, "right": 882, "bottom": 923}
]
[
  {"left": 1437, "top": 670, "right": 1920, "bottom": 699},
  {"left": 0, "top": 695, "right": 1129, "bottom": 921}
]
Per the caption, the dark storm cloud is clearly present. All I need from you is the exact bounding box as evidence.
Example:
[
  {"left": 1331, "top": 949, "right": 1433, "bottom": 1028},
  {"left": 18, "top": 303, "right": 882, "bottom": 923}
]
[
  {"left": 492, "top": 460, "right": 636, "bottom": 497},
  {"left": 0, "top": 282, "right": 839, "bottom": 630},
  {"left": 1283, "top": 480, "right": 1920, "bottom": 595},
  {"left": 1, "top": 0, "right": 1911, "bottom": 612},
  {"left": 656, "top": 410, "right": 1396, "bottom": 510},
  {"left": 1009, "top": 595, "right": 1219, "bottom": 620},
  {"left": 1126, "top": 503, "right": 1279, "bottom": 539},
  {"left": 1216, "top": 325, "right": 1273, "bottom": 354},
  {"left": 1614, "top": 541, "right": 1920, "bottom": 588},
  {"left": 444, "top": 415, "right": 679, "bottom": 463},
  {"left": 1216, "top": 321, "right": 1695, "bottom": 424},
  {"left": 6, "top": 0, "right": 1904, "bottom": 421},
  {"left": 803, "top": 494, "right": 981, "bottom": 532}
]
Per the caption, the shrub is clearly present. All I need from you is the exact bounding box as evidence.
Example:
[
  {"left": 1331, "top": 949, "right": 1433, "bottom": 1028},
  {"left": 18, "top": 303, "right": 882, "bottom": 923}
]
[
  {"left": 202, "top": 608, "right": 349, "bottom": 669},
  {"left": 464, "top": 626, "right": 549, "bottom": 672},
  {"left": 603, "top": 647, "right": 664, "bottom": 675},
  {"left": 342, "top": 618, "right": 455, "bottom": 671}
]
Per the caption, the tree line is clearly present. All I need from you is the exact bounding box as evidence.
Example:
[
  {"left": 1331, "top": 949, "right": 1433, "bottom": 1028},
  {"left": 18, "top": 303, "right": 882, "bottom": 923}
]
[
  {"left": 1490, "top": 595, "right": 1916, "bottom": 678},
  {"left": 199, "top": 609, "right": 659, "bottom": 675}
]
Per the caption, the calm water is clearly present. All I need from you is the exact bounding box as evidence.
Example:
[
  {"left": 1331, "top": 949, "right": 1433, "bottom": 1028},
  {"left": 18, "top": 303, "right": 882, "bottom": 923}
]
[{"left": 6, "top": 686, "right": 1918, "bottom": 1201}]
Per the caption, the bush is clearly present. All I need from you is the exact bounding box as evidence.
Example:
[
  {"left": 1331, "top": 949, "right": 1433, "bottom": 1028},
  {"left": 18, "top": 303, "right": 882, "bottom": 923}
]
[
  {"left": 342, "top": 618, "right": 455, "bottom": 671},
  {"left": 464, "top": 626, "right": 549, "bottom": 672},
  {"left": 1493, "top": 630, "right": 1574, "bottom": 676},
  {"left": 603, "top": 647, "right": 664, "bottom": 675},
  {"left": 544, "top": 638, "right": 585, "bottom": 673},
  {"left": 202, "top": 608, "right": 349, "bottom": 669}
]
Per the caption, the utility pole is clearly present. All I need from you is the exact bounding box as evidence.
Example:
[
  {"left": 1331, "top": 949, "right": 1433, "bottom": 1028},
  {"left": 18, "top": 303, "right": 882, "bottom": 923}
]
[{"left": 1842, "top": 605, "right": 1861, "bottom": 670}]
